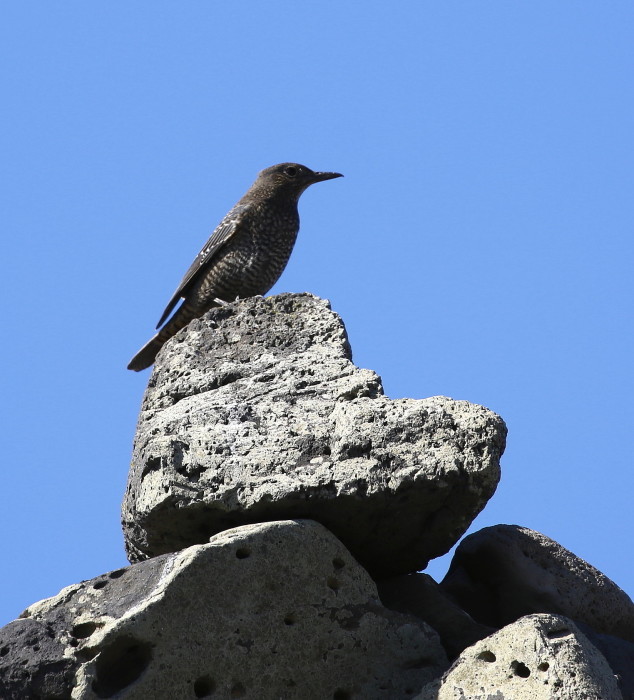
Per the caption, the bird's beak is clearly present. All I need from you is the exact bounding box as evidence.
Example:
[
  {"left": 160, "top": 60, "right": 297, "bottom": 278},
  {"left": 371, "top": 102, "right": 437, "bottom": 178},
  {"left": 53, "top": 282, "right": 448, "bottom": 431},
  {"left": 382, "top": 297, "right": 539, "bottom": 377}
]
[{"left": 313, "top": 171, "right": 344, "bottom": 182}]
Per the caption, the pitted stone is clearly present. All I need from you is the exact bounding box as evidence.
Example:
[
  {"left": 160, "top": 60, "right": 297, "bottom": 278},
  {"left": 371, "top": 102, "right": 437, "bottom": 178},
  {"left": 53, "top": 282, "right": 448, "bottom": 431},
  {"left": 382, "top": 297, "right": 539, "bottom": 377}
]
[
  {"left": 123, "top": 294, "right": 506, "bottom": 577},
  {"left": 3, "top": 520, "right": 448, "bottom": 700}
]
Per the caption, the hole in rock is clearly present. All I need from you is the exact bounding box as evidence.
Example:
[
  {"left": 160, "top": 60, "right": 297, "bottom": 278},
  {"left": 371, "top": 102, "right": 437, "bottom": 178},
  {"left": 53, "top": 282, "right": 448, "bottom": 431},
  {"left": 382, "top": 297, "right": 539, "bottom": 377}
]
[
  {"left": 477, "top": 650, "right": 496, "bottom": 663},
  {"left": 333, "top": 690, "right": 351, "bottom": 700},
  {"left": 109, "top": 569, "right": 126, "bottom": 579},
  {"left": 547, "top": 627, "right": 570, "bottom": 639},
  {"left": 332, "top": 558, "right": 345, "bottom": 570},
  {"left": 91, "top": 635, "right": 152, "bottom": 698},
  {"left": 72, "top": 621, "right": 98, "bottom": 639},
  {"left": 194, "top": 675, "right": 215, "bottom": 697},
  {"left": 235, "top": 548, "right": 251, "bottom": 559},
  {"left": 327, "top": 577, "right": 340, "bottom": 592},
  {"left": 93, "top": 580, "right": 108, "bottom": 590},
  {"left": 77, "top": 646, "right": 99, "bottom": 662},
  {"left": 283, "top": 614, "right": 296, "bottom": 626},
  {"left": 0, "top": 646, "right": 9, "bottom": 657},
  {"left": 511, "top": 660, "right": 531, "bottom": 678},
  {"left": 538, "top": 662, "right": 550, "bottom": 672}
]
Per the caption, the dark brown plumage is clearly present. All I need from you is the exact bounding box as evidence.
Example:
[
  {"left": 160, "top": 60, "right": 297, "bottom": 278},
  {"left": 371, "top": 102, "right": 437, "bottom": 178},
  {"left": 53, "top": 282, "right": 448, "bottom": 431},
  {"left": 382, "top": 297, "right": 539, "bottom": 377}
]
[{"left": 127, "top": 163, "right": 342, "bottom": 371}]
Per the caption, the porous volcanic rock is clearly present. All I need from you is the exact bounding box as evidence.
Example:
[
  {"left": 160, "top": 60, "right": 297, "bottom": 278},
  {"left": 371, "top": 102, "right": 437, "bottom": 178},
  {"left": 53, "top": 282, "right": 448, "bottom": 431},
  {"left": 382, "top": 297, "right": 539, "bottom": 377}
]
[
  {"left": 576, "top": 623, "right": 634, "bottom": 700},
  {"left": 123, "top": 293, "right": 506, "bottom": 577},
  {"left": 1, "top": 520, "right": 448, "bottom": 700},
  {"left": 416, "top": 614, "right": 623, "bottom": 700},
  {"left": 440, "top": 524, "right": 634, "bottom": 643}
]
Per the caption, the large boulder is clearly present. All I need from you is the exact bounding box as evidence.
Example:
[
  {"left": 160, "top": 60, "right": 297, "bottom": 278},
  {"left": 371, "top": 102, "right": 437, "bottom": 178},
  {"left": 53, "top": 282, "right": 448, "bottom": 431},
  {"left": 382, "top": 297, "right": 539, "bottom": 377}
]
[
  {"left": 1, "top": 520, "right": 448, "bottom": 700},
  {"left": 123, "top": 293, "right": 506, "bottom": 578},
  {"left": 416, "top": 614, "right": 623, "bottom": 700},
  {"left": 440, "top": 524, "right": 634, "bottom": 642}
]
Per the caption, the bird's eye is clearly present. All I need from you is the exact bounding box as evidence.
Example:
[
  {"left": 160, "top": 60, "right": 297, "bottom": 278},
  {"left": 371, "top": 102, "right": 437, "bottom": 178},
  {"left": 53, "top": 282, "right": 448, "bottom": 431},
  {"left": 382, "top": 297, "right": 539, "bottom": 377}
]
[{"left": 284, "top": 166, "right": 298, "bottom": 177}]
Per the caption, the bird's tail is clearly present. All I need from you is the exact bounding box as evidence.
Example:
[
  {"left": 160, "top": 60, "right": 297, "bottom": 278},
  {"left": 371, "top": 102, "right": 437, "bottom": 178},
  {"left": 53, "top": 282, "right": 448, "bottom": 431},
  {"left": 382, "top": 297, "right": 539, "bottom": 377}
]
[{"left": 127, "top": 303, "right": 200, "bottom": 371}]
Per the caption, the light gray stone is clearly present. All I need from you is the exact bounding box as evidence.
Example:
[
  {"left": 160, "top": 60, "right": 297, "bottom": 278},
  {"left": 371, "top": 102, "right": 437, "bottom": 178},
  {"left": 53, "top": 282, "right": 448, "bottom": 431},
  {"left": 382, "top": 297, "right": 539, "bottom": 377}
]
[
  {"left": 440, "top": 524, "right": 634, "bottom": 642},
  {"left": 123, "top": 293, "right": 506, "bottom": 577},
  {"left": 3, "top": 520, "right": 448, "bottom": 700},
  {"left": 416, "top": 614, "right": 623, "bottom": 700}
]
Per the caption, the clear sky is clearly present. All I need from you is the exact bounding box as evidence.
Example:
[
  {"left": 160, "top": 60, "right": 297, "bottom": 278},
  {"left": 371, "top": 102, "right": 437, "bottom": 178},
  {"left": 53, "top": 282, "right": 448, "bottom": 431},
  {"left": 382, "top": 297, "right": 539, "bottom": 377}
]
[{"left": 1, "top": 3, "right": 632, "bottom": 627}]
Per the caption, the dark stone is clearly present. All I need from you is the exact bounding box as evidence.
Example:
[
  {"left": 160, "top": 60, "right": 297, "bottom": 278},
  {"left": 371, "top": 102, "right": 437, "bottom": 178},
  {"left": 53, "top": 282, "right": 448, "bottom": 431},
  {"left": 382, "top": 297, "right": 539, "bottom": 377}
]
[
  {"left": 0, "top": 617, "right": 74, "bottom": 700},
  {"left": 440, "top": 524, "right": 634, "bottom": 643},
  {"left": 377, "top": 573, "right": 495, "bottom": 659}
]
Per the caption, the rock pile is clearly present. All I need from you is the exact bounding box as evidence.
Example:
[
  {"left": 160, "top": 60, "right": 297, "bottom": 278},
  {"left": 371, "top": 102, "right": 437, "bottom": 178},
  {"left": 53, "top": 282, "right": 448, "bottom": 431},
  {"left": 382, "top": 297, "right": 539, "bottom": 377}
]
[
  {"left": 122, "top": 293, "right": 505, "bottom": 578},
  {"left": 1, "top": 293, "right": 631, "bottom": 699}
]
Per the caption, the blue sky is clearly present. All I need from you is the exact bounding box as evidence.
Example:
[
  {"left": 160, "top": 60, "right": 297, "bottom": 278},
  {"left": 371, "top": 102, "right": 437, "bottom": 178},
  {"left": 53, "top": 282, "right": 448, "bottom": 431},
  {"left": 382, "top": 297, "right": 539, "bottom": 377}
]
[{"left": 1, "top": 3, "right": 632, "bottom": 626}]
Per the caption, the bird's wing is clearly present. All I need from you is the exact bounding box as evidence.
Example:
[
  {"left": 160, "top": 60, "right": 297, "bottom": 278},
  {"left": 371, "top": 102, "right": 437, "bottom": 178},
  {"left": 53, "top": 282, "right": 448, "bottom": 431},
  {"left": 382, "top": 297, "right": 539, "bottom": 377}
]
[{"left": 155, "top": 203, "right": 251, "bottom": 329}]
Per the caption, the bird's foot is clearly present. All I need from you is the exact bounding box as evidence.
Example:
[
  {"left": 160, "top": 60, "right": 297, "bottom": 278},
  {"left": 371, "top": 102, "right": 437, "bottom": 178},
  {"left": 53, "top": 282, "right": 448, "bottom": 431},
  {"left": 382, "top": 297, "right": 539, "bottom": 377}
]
[{"left": 214, "top": 296, "right": 244, "bottom": 306}]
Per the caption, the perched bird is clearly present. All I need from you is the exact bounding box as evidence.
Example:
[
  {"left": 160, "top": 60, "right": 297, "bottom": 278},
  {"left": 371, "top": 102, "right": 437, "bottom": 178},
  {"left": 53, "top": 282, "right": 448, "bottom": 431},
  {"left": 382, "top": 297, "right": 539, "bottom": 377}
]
[{"left": 127, "top": 163, "right": 342, "bottom": 371}]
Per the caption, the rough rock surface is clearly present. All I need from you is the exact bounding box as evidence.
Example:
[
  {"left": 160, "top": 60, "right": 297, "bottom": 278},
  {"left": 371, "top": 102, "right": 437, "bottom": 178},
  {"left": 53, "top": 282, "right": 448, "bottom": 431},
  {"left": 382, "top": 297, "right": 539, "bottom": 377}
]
[
  {"left": 576, "top": 623, "right": 634, "bottom": 700},
  {"left": 416, "top": 614, "right": 623, "bottom": 700},
  {"left": 123, "top": 293, "right": 506, "bottom": 577},
  {"left": 0, "top": 617, "right": 76, "bottom": 699},
  {"left": 378, "top": 573, "right": 495, "bottom": 659},
  {"left": 1, "top": 520, "right": 448, "bottom": 700},
  {"left": 440, "top": 524, "right": 634, "bottom": 642}
]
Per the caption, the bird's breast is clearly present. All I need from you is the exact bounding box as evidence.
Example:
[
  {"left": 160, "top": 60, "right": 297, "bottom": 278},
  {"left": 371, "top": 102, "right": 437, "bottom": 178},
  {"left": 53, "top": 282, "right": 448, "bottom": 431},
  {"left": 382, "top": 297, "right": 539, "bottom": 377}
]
[{"left": 193, "top": 208, "right": 300, "bottom": 306}]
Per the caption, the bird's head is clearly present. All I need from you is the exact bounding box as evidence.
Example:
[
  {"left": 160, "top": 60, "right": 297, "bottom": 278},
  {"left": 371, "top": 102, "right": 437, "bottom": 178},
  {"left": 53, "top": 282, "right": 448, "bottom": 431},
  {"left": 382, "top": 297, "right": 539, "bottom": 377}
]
[{"left": 255, "top": 163, "right": 343, "bottom": 200}]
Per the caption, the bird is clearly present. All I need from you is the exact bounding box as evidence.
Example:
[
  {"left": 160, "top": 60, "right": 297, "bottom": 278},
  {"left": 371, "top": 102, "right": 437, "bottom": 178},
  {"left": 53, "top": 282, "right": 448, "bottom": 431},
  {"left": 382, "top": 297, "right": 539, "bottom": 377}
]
[{"left": 127, "top": 162, "right": 343, "bottom": 371}]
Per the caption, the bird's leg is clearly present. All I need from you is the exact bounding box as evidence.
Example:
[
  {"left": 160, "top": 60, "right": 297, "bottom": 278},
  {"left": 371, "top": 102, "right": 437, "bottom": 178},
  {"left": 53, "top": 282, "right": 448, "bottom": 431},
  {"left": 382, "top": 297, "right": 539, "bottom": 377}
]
[{"left": 214, "top": 295, "right": 245, "bottom": 306}]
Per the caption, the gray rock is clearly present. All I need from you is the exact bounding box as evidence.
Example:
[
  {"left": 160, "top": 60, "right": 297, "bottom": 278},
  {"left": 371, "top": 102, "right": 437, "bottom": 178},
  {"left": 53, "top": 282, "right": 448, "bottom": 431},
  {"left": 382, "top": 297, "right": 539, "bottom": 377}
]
[
  {"left": 416, "top": 614, "right": 623, "bottom": 700},
  {"left": 576, "top": 623, "right": 634, "bottom": 700},
  {"left": 4, "top": 520, "right": 448, "bottom": 700},
  {"left": 440, "top": 524, "right": 634, "bottom": 642},
  {"left": 378, "top": 573, "right": 495, "bottom": 659},
  {"left": 123, "top": 293, "right": 506, "bottom": 577},
  {"left": 0, "top": 617, "right": 75, "bottom": 700}
]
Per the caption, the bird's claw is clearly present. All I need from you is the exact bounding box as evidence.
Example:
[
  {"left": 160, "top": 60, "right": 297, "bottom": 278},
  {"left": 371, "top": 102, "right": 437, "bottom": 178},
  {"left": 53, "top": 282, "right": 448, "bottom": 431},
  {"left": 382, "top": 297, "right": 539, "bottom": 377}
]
[{"left": 214, "top": 296, "right": 243, "bottom": 307}]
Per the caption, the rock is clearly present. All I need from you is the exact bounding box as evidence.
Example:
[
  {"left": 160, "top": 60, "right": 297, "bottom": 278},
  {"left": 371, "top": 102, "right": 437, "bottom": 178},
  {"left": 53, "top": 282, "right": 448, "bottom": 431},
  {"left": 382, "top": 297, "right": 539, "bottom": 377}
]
[
  {"left": 576, "top": 623, "right": 634, "bottom": 700},
  {"left": 123, "top": 293, "right": 506, "bottom": 578},
  {"left": 416, "top": 614, "right": 623, "bottom": 700},
  {"left": 0, "top": 617, "right": 75, "bottom": 700},
  {"left": 440, "top": 524, "right": 634, "bottom": 642},
  {"left": 3, "top": 520, "right": 448, "bottom": 700},
  {"left": 377, "top": 573, "right": 495, "bottom": 659}
]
